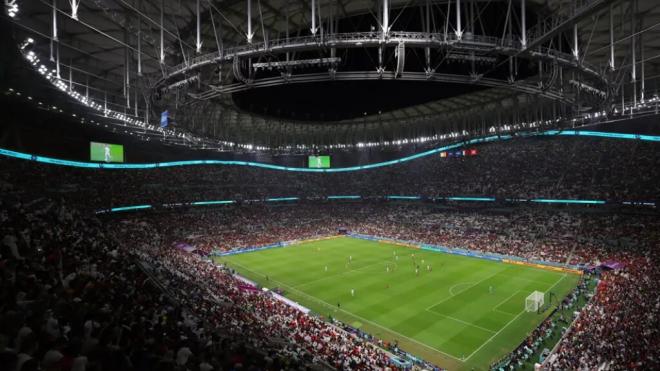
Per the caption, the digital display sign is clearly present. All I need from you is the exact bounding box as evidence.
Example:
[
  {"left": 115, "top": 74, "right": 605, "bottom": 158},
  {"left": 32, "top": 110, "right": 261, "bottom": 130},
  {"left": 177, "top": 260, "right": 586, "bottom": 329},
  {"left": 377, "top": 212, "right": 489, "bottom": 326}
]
[
  {"left": 90, "top": 142, "right": 124, "bottom": 163},
  {"left": 440, "top": 148, "right": 478, "bottom": 158},
  {"left": 308, "top": 155, "right": 331, "bottom": 168}
]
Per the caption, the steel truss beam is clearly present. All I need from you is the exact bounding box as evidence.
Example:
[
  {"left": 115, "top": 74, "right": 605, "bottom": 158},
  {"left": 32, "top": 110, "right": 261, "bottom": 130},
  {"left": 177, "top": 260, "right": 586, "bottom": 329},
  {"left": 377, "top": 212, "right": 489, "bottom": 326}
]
[
  {"left": 524, "top": 0, "right": 616, "bottom": 52},
  {"left": 194, "top": 70, "right": 570, "bottom": 104},
  {"left": 154, "top": 31, "right": 608, "bottom": 93}
]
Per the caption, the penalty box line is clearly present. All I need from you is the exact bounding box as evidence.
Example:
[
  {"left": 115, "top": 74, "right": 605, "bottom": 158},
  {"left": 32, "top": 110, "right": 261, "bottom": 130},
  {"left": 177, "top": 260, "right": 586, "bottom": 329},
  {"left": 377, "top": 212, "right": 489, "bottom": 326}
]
[
  {"left": 225, "top": 260, "right": 466, "bottom": 362},
  {"left": 425, "top": 267, "right": 505, "bottom": 312},
  {"left": 464, "top": 273, "right": 568, "bottom": 361},
  {"left": 492, "top": 290, "right": 522, "bottom": 314}
]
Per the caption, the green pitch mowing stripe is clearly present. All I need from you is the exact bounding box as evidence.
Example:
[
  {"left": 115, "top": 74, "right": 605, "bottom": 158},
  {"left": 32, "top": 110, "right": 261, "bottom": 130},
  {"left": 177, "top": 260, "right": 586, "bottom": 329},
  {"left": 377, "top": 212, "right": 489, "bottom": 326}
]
[{"left": 215, "top": 237, "right": 580, "bottom": 370}]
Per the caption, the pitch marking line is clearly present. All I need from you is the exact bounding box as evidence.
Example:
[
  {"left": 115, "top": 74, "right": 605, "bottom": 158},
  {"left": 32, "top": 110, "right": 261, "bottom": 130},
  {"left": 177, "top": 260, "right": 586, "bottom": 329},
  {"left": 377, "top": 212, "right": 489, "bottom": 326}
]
[
  {"left": 449, "top": 282, "right": 476, "bottom": 296},
  {"left": 542, "top": 273, "right": 568, "bottom": 293},
  {"left": 493, "top": 290, "right": 521, "bottom": 312},
  {"left": 424, "top": 310, "right": 496, "bottom": 334},
  {"left": 464, "top": 273, "right": 568, "bottom": 361},
  {"left": 226, "top": 260, "right": 466, "bottom": 362},
  {"left": 493, "top": 308, "right": 518, "bottom": 316},
  {"left": 465, "top": 308, "right": 527, "bottom": 361},
  {"left": 225, "top": 257, "right": 572, "bottom": 364},
  {"left": 425, "top": 268, "right": 505, "bottom": 311}
]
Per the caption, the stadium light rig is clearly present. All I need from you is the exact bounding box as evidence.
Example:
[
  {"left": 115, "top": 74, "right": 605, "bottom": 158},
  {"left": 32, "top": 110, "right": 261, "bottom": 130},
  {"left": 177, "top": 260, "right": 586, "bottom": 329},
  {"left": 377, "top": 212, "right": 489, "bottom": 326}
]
[
  {"left": 18, "top": 38, "right": 170, "bottom": 136},
  {"left": 5, "top": 0, "right": 18, "bottom": 18},
  {"left": 15, "top": 37, "right": 253, "bottom": 151}
]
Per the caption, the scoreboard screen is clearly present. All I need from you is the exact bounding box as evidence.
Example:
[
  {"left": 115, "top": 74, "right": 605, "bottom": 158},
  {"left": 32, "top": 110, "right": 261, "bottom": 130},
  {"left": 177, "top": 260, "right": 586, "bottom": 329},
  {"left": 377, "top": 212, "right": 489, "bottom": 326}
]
[
  {"left": 90, "top": 142, "right": 125, "bottom": 163},
  {"left": 308, "top": 155, "right": 331, "bottom": 168}
]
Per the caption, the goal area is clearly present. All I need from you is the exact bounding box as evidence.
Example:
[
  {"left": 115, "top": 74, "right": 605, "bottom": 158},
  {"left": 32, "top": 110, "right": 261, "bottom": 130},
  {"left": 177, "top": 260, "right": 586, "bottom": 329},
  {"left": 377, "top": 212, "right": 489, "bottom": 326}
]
[{"left": 525, "top": 291, "right": 545, "bottom": 313}]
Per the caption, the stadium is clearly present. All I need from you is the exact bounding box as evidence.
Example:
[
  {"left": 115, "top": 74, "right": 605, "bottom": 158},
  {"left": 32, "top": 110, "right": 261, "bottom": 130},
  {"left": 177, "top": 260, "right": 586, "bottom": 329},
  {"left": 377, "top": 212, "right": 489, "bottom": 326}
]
[{"left": 0, "top": 0, "right": 659, "bottom": 370}]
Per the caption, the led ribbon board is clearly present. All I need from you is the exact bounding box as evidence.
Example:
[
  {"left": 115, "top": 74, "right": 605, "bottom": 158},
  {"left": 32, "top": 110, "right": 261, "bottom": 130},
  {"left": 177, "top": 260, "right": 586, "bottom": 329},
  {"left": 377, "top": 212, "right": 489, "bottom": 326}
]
[
  {"left": 92, "top": 196, "right": 660, "bottom": 214},
  {"left": 0, "top": 130, "right": 658, "bottom": 172}
]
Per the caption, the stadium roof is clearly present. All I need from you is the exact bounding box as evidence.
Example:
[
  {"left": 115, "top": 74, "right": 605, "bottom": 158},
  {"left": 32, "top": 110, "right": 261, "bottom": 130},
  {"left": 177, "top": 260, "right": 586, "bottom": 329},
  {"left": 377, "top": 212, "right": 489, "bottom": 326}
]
[{"left": 6, "top": 0, "right": 660, "bottom": 149}]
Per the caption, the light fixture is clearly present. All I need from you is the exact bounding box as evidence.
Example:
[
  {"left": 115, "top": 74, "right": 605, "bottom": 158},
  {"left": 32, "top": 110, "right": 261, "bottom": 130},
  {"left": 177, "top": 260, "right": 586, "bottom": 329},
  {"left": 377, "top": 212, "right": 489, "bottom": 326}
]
[{"left": 5, "top": 0, "right": 19, "bottom": 18}]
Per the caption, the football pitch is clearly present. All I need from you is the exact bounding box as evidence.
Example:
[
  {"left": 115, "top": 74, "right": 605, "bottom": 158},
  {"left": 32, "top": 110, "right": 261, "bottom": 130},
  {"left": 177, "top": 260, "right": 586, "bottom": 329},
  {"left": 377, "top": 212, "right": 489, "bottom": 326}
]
[{"left": 215, "top": 236, "right": 580, "bottom": 370}]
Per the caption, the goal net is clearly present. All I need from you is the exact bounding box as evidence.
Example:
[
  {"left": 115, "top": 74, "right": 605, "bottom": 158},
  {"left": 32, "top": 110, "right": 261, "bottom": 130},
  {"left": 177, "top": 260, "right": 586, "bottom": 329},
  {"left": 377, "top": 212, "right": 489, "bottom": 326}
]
[{"left": 525, "top": 291, "right": 545, "bottom": 313}]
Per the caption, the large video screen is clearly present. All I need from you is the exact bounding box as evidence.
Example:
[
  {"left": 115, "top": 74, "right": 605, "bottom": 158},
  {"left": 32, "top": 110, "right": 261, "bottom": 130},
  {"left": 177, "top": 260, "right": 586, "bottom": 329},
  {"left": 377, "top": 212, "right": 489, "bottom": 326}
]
[
  {"left": 308, "top": 155, "right": 331, "bottom": 168},
  {"left": 90, "top": 142, "right": 124, "bottom": 163}
]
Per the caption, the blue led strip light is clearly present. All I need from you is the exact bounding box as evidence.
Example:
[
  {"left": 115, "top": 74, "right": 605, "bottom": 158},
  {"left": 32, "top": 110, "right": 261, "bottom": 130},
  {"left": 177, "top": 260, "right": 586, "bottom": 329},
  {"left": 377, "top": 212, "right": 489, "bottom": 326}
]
[
  {"left": 544, "top": 130, "right": 660, "bottom": 142},
  {"left": 0, "top": 130, "right": 658, "bottom": 172},
  {"left": 94, "top": 196, "right": 657, "bottom": 213},
  {"left": 530, "top": 199, "right": 606, "bottom": 204},
  {"left": 445, "top": 197, "right": 496, "bottom": 202},
  {"left": 109, "top": 205, "right": 152, "bottom": 212},
  {"left": 190, "top": 200, "right": 236, "bottom": 205},
  {"left": 386, "top": 196, "right": 422, "bottom": 200}
]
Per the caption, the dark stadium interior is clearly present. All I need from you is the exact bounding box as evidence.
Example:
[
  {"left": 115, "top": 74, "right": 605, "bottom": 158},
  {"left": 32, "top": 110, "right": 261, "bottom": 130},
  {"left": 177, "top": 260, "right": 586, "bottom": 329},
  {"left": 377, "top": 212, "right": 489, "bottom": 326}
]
[
  {"left": 232, "top": 81, "right": 485, "bottom": 121},
  {"left": 1, "top": 1, "right": 660, "bottom": 371}
]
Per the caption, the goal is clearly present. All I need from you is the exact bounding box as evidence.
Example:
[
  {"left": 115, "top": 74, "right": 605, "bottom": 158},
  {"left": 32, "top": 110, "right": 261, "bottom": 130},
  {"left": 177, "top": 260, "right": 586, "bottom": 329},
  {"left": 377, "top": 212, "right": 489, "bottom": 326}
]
[{"left": 525, "top": 291, "right": 545, "bottom": 313}]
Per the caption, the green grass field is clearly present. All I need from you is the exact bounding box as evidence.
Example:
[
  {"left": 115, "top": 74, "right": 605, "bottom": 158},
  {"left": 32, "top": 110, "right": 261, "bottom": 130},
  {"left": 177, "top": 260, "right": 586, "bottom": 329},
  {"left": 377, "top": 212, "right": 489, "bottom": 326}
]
[{"left": 214, "top": 236, "right": 580, "bottom": 370}]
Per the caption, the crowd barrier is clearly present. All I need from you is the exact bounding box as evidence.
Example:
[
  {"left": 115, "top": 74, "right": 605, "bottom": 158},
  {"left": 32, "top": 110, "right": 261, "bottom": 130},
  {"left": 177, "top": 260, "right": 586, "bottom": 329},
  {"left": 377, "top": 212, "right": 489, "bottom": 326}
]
[
  {"left": 269, "top": 290, "right": 311, "bottom": 314},
  {"left": 232, "top": 273, "right": 312, "bottom": 314}
]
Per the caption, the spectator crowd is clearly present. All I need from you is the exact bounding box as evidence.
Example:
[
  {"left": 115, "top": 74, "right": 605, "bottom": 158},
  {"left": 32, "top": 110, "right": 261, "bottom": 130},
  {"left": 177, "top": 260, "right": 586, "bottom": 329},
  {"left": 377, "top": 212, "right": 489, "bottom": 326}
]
[
  {"left": 1, "top": 134, "right": 659, "bottom": 371},
  {"left": 138, "top": 204, "right": 658, "bottom": 267}
]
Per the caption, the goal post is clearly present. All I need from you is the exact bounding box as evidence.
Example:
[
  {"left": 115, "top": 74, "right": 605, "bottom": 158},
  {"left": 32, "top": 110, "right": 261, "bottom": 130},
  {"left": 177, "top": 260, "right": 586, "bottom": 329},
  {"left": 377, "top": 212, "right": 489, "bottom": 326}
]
[{"left": 525, "top": 291, "right": 545, "bottom": 313}]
